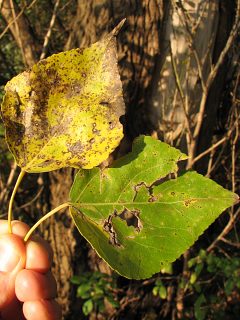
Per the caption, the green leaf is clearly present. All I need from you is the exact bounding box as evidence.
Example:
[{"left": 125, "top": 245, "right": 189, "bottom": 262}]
[
  {"left": 152, "top": 286, "right": 159, "bottom": 296},
  {"left": 82, "top": 299, "right": 94, "bottom": 316},
  {"left": 161, "top": 263, "right": 173, "bottom": 274},
  {"left": 224, "top": 279, "right": 234, "bottom": 295},
  {"left": 1, "top": 24, "right": 125, "bottom": 173},
  {"left": 70, "top": 275, "right": 81, "bottom": 285},
  {"left": 190, "top": 272, "right": 197, "bottom": 284},
  {"left": 77, "top": 283, "right": 91, "bottom": 299},
  {"left": 158, "top": 284, "right": 167, "bottom": 299},
  {"left": 69, "top": 136, "right": 238, "bottom": 279},
  {"left": 194, "top": 294, "right": 207, "bottom": 320}
]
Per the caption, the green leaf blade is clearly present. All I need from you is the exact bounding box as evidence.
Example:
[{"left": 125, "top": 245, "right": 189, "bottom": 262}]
[{"left": 70, "top": 136, "right": 238, "bottom": 279}]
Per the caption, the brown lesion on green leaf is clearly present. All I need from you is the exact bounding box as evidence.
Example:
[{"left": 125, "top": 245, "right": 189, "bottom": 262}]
[
  {"left": 184, "top": 198, "right": 197, "bottom": 207},
  {"left": 148, "top": 195, "right": 158, "bottom": 202},
  {"left": 133, "top": 181, "right": 161, "bottom": 203},
  {"left": 132, "top": 182, "right": 148, "bottom": 201},
  {"left": 119, "top": 208, "right": 143, "bottom": 233},
  {"left": 103, "top": 211, "right": 122, "bottom": 247}
]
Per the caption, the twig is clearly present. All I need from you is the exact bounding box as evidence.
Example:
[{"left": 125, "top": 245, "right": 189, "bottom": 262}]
[
  {"left": 17, "top": 185, "right": 44, "bottom": 209},
  {"left": 191, "top": 133, "right": 232, "bottom": 165},
  {"left": 0, "top": 0, "right": 38, "bottom": 40},
  {"left": 192, "top": 0, "right": 240, "bottom": 141},
  {"left": 0, "top": 162, "right": 17, "bottom": 205},
  {"left": 9, "top": 0, "right": 26, "bottom": 65},
  {"left": 175, "top": 251, "right": 190, "bottom": 319},
  {"left": 220, "top": 237, "right": 240, "bottom": 248},
  {"left": 170, "top": 47, "right": 193, "bottom": 145},
  {"left": 187, "top": 1, "right": 240, "bottom": 168},
  {"left": 206, "top": 146, "right": 215, "bottom": 178},
  {"left": 177, "top": 0, "right": 207, "bottom": 92},
  {"left": 40, "top": 0, "right": 61, "bottom": 60},
  {"left": 207, "top": 208, "right": 240, "bottom": 252},
  {"left": 206, "top": 141, "right": 227, "bottom": 177},
  {"left": 231, "top": 108, "right": 239, "bottom": 196}
]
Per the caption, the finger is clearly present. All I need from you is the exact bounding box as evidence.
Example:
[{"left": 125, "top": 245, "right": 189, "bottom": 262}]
[
  {"left": 0, "top": 220, "right": 30, "bottom": 237},
  {"left": 0, "top": 234, "right": 26, "bottom": 308},
  {"left": 25, "top": 237, "right": 53, "bottom": 272},
  {"left": 31, "top": 235, "right": 53, "bottom": 263},
  {"left": 0, "top": 298, "right": 24, "bottom": 320},
  {"left": 0, "top": 220, "right": 53, "bottom": 273},
  {"left": 23, "top": 299, "right": 62, "bottom": 320},
  {"left": 15, "top": 270, "right": 57, "bottom": 302}
]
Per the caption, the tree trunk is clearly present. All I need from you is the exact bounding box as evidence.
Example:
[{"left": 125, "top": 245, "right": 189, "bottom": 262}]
[
  {"left": 1, "top": 0, "right": 40, "bottom": 67},
  {"left": 63, "top": 1, "right": 237, "bottom": 318}
]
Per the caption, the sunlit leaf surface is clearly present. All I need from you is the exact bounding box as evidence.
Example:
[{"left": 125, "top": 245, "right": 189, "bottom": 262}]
[
  {"left": 1, "top": 29, "right": 125, "bottom": 172},
  {"left": 70, "top": 136, "right": 238, "bottom": 279}
]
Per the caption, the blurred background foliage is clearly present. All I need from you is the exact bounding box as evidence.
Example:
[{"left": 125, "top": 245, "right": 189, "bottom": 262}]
[{"left": 0, "top": 0, "right": 239, "bottom": 319}]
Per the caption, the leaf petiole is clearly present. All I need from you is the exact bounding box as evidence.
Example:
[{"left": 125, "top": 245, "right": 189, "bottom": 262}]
[
  {"left": 24, "top": 202, "right": 71, "bottom": 242},
  {"left": 8, "top": 169, "right": 26, "bottom": 234}
]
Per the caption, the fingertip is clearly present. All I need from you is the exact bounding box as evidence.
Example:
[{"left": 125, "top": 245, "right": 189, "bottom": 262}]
[
  {"left": 12, "top": 220, "right": 30, "bottom": 237},
  {"left": 25, "top": 239, "right": 52, "bottom": 272},
  {"left": 15, "top": 270, "right": 57, "bottom": 302},
  {"left": 23, "top": 299, "right": 62, "bottom": 320},
  {"left": 0, "top": 220, "right": 30, "bottom": 238},
  {"left": 0, "top": 234, "right": 26, "bottom": 309},
  {"left": 0, "top": 234, "right": 26, "bottom": 273}
]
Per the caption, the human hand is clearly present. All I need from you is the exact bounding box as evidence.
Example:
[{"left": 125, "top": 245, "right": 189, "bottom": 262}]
[{"left": 0, "top": 220, "right": 61, "bottom": 320}]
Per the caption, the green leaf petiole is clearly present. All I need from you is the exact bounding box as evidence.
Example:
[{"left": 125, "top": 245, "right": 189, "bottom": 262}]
[{"left": 23, "top": 202, "right": 71, "bottom": 242}]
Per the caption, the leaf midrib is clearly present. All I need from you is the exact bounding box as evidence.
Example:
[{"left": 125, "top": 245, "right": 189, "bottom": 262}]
[{"left": 71, "top": 196, "right": 233, "bottom": 207}]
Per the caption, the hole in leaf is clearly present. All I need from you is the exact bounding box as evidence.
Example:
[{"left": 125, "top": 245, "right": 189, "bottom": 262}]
[
  {"left": 119, "top": 208, "right": 143, "bottom": 232},
  {"left": 103, "top": 212, "right": 122, "bottom": 248}
]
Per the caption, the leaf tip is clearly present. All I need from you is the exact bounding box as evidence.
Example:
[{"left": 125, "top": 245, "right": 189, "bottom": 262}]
[
  {"left": 179, "top": 153, "right": 189, "bottom": 161},
  {"left": 233, "top": 192, "right": 239, "bottom": 205},
  {"left": 111, "top": 19, "right": 126, "bottom": 36}
]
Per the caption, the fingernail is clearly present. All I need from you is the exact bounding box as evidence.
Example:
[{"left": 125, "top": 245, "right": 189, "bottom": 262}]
[{"left": 0, "top": 237, "right": 21, "bottom": 272}]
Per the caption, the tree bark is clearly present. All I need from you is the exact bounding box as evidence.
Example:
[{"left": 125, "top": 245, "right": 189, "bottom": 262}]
[
  {"left": 63, "top": 1, "right": 237, "bottom": 318},
  {"left": 1, "top": 0, "right": 40, "bottom": 67}
]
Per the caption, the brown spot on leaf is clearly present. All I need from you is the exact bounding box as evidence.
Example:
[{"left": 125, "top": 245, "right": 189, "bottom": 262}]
[
  {"left": 184, "top": 198, "right": 197, "bottom": 207},
  {"left": 67, "top": 141, "right": 84, "bottom": 155},
  {"left": 119, "top": 208, "right": 143, "bottom": 232},
  {"left": 103, "top": 212, "right": 122, "bottom": 247}
]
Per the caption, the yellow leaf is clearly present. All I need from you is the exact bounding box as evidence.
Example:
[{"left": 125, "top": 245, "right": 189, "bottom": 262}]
[{"left": 1, "top": 27, "right": 125, "bottom": 173}]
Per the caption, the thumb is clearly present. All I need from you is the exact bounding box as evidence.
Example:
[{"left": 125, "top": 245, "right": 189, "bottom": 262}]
[{"left": 0, "top": 234, "right": 26, "bottom": 308}]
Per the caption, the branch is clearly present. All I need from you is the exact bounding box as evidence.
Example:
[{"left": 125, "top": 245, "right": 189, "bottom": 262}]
[
  {"left": 170, "top": 46, "right": 193, "bottom": 144},
  {"left": 0, "top": 0, "right": 37, "bottom": 40},
  {"left": 1, "top": 0, "right": 39, "bottom": 66},
  {"left": 186, "top": 1, "right": 240, "bottom": 167},
  {"left": 207, "top": 208, "right": 240, "bottom": 252},
  {"left": 40, "top": 0, "right": 61, "bottom": 60},
  {"left": 191, "top": 127, "right": 235, "bottom": 166},
  {"left": 192, "top": 0, "right": 240, "bottom": 142}
]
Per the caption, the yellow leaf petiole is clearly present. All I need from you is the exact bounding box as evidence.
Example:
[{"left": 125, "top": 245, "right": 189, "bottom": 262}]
[
  {"left": 8, "top": 169, "right": 26, "bottom": 234},
  {"left": 24, "top": 202, "right": 71, "bottom": 242}
]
